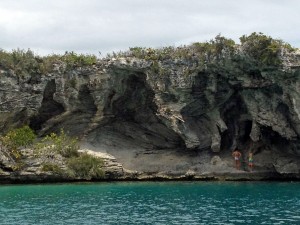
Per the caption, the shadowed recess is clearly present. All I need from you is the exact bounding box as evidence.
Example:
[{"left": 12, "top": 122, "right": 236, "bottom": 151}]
[{"left": 29, "top": 80, "right": 65, "bottom": 131}]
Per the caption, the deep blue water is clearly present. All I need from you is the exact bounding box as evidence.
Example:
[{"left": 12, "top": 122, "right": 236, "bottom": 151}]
[{"left": 0, "top": 182, "right": 299, "bottom": 225}]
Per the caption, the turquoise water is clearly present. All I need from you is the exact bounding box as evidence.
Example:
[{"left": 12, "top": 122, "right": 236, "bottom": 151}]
[{"left": 0, "top": 182, "right": 299, "bottom": 225}]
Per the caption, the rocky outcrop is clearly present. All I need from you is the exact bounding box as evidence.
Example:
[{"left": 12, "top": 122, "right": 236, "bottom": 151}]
[
  {"left": 0, "top": 147, "right": 127, "bottom": 183},
  {"left": 1, "top": 42, "right": 300, "bottom": 182}
]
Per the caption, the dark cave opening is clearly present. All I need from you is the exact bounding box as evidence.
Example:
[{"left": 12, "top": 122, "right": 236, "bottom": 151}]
[
  {"left": 29, "top": 80, "right": 65, "bottom": 131},
  {"left": 220, "top": 93, "right": 252, "bottom": 151},
  {"left": 181, "top": 72, "right": 210, "bottom": 117},
  {"left": 260, "top": 126, "right": 290, "bottom": 152},
  {"left": 238, "top": 120, "right": 253, "bottom": 143},
  {"left": 50, "top": 84, "right": 98, "bottom": 137},
  {"left": 101, "top": 72, "right": 185, "bottom": 149},
  {"left": 111, "top": 73, "right": 157, "bottom": 122},
  {"left": 77, "top": 84, "right": 97, "bottom": 113}
]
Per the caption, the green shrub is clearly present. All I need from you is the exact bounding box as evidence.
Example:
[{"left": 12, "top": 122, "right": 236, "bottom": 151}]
[
  {"left": 129, "top": 47, "right": 146, "bottom": 58},
  {"left": 0, "top": 49, "right": 41, "bottom": 76},
  {"left": 192, "top": 34, "right": 236, "bottom": 61},
  {"left": 0, "top": 49, "right": 14, "bottom": 69},
  {"left": 240, "top": 32, "right": 295, "bottom": 66},
  {"left": 62, "top": 51, "right": 97, "bottom": 69},
  {"left": 39, "top": 54, "right": 61, "bottom": 74},
  {"left": 67, "top": 153, "right": 104, "bottom": 179},
  {"left": 35, "top": 129, "right": 79, "bottom": 158},
  {"left": 0, "top": 126, "right": 36, "bottom": 162},
  {"left": 213, "top": 34, "right": 236, "bottom": 55},
  {"left": 41, "top": 163, "right": 64, "bottom": 175},
  {"left": 0, "top": 126, "right": 36, "bottom": 158},
  {"left": 0, "top": 49, "right": 97, "bottom": 75}
]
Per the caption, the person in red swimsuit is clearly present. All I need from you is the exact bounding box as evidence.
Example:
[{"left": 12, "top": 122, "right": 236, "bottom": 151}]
[{"left": 232, "top": 149, "right": 242, "bottom": 170}]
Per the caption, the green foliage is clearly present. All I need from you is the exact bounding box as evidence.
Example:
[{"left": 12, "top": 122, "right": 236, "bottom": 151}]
[
  {"left": 125, "top": 35, "right": 236, "bottom": 64},
  {"left": 67, "top": 153, "right": 104, "bottom": 179},
  {"left": 0, "top": 49, "right": 97, "bottom": 76},
  {"left": 0, "top": 33, "right": 296, "bottom": 79},
  {"left": 192, "top": 34, "right": 236, "bottom": 61},
  {"left": 41, "top": 163, "right": 64, "bottom": 175},
  {"left": 213, "top": 34, "right": 236, "bottom": 55},
  {"left": 129, "top": 47, "right": 147, "bottom": 58},
  {"left": 192, "top": 42, "right": 214, "bottom": 53},
  {"left": 240, "top": 32, "right": 295, "bottom": 66},
  {"left": 35, "top": 129, "right": 79, "bottom": 158},
  {"left": 0, "top": 49, "right": 40, "bottom": 76},
  {"left": 0, "top": 125, "right": 36, "bottom": 150},
  {"left": 0, "top": 125, "right": 35, "bottom": 161},
  {"left": 38, "top": 54, "right": 62, "bottom": 74},
  {"left": 128, "top": 47, "right": 176, "bottom": 61},
  {"left": 62, "top": 51, "right": 97, "bottom": 69}
]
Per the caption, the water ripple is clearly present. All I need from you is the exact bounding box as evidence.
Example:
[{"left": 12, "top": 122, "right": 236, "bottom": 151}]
[{"left": 0, "top": 182, "right": 299, "bottom": 224}]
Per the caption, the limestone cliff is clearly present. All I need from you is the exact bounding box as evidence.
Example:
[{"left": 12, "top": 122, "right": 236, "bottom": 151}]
[{"left": 1, "top": 34, "right": 300, "bottom": 181}]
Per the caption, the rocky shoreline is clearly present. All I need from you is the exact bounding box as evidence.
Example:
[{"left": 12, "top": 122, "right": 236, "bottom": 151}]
[
  {"left": 1, "top": 149, "right": 299, "bottom": 184},
  {"left": 1, "top": 172, "right": 299, "bottom": 184}
]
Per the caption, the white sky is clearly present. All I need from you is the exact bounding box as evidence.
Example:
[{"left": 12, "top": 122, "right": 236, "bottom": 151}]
[{"left": 0, "top": 0, "right": 299, "bottom": 56}]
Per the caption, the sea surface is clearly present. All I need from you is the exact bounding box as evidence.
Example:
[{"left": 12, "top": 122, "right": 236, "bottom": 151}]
[{"left": 0, "top": 182, "right": 299, "bottom": 225}]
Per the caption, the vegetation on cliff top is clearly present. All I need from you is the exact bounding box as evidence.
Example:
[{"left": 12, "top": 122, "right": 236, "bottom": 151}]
[
  {"left": 240, "top": 32, "right": 294, "bottom": 66},
  {"left": 118, "top": 32, "right": 295, "bottom": 67},
  {"left": 0, "top": 33, "right": 296, "bottom": 77},
  {"left": 120, "top": 34, "right": 236, "bottom": 62},
  {"left": 0, "top": 49, "right": 97, "bottom": 76}
]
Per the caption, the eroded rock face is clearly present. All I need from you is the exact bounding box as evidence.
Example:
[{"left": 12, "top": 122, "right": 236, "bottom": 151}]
[{"left": 1, "top": 48, "right": 300, "bottom": 179}]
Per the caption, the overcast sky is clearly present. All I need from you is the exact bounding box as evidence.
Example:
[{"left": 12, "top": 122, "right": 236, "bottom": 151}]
[{"left": 0, "top": 0, "right": 299, "bottom": 56}]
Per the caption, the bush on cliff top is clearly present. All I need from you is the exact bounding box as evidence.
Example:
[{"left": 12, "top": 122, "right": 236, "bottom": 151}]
[
  {"left": 115, "top": 33, "right": 295, "bottom": 69},
  {"left": 0, "top": 49, "right": 40, "bottom": 77},
  {"left": 192, "top": 34, "right": 236, "bottom": 61},
  {"left": 60, "top": 51, "right": 97, "bottom": 69},
  {"left": 0, "top": 49, "right": 97, "bottom": 75},
  {"left": 0, "top": 33, "right": 296, "bottom": 77},
  {"left": 240, "top": 32, "right": 295, "bottom": 66}
]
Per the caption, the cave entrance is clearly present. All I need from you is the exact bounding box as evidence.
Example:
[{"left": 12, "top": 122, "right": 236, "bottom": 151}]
[
  {"left": 111, "top": 73, "right": 157, "bottom": 122},
  {"left": 220, "top": 93, "right": 252, "bottom": 151},
  {"left": 29, "top": 80, "right": 65, "bottom": 131},
  {"left": 96, "top": 72, "right": 185, "bottom": 151},
  {"left": 238, "top": 119, "right": 252, "bottom": 145}
]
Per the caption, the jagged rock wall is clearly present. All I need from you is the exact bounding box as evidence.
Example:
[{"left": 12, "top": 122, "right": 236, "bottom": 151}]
[{"left": 1, "top": 49, "right": 300, "bottom": 176}]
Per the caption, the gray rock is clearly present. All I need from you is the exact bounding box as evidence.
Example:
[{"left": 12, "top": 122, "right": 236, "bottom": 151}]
[{"left": 273, "top": 158, "right": 299, "bottom": 174}]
